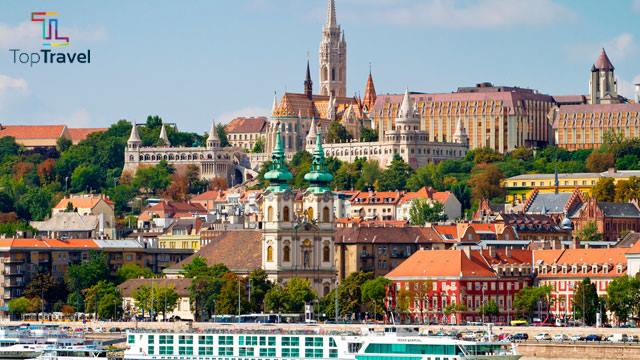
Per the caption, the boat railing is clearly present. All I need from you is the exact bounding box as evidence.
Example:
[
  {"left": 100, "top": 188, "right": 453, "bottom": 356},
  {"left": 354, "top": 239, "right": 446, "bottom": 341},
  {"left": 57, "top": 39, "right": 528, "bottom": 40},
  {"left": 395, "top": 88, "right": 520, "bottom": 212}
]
[{"left": 126, "top": 328, "right": 360, "bottom": 336}]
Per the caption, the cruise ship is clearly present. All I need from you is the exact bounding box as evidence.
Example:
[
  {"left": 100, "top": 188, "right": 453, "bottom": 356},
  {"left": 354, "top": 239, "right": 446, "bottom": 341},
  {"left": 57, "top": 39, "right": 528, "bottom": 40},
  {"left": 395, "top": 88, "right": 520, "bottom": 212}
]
[{"left": 124, "top": 326, "right": 521, "bottom": 360}]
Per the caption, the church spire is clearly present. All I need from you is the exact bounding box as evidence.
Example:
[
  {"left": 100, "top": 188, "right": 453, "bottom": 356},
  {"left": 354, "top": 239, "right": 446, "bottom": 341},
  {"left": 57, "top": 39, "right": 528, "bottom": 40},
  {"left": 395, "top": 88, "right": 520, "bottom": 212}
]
[
  {"left": 363, "top": 66, "right": 377, "bottom": 111},
  {"left": 159, "top": 123, "right": 170, "bottom": 146},
  {"left": 304, "top": 60, "right": 313, "bottom": 100},
  {"left": 326, "top": 0, "right": 337, "bottom": 28},
  {"left": 264, "top": 125, "right": 293, "bottom": 192},
  {"left": 128, "top": 123, "right": 141, "bottom": 144},
  {"left": 398, "top": 88, "right": 413, "bottom": 118},
  {"left": 304, "top": 125, "right": 333, "bottom": 194},
  {"left": 272, "top": 91, "right": 278, "bottom": 114},
  {"left": 206, "top": 119, "right": 220, "bottom": 148}
]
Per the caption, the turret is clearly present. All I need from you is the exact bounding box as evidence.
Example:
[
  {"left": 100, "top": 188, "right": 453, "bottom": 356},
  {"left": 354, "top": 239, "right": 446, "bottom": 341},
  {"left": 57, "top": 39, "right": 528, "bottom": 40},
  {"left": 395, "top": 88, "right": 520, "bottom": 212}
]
[
  {"left": 158, "top": 123, "right": 170, "bottom": 146},
  {"left": 304, "top": 126, "right": 333, "bottom": 194},
  {"left": 327, "top": 94, "right": 336, "bottom": 121},
  {"left": 206, "top": 120, "right": 220, "bottom": 149},
  {"left": 453, "top": 118, "right": 468, "bottom": 145},
  {"left": 127, "top": 123, "right": 142, "bottom": 150},
  {"left": 264, "top": 125, "right": 293, "bottom": 192},
  {"left": 304, "top": 60, "right": 313, "bottom": 100},
  {"left": 306, "top": 117, "right": 318, "bottom": 147},
  {"left": 362, "top": 67, "right": 377, "bottom": 111}
]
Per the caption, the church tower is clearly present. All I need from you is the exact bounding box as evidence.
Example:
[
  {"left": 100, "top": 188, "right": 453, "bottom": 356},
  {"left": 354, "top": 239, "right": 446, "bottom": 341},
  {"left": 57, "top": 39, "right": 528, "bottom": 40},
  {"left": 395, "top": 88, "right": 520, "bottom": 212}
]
[
  {"left": 206, "top": 120, "right": 220, "bottom": 149},
  {"left": 589, "top": 48, "right": 618, "bottom": 104},
  {"left": 262, "top": 124, "right": 336, "bottom": 296},
  {"left": 362, "top": 68, "right": 377, "bottom": 112},
  {"left": 319, "top": 0, "right": 347, "bottom": 97}
]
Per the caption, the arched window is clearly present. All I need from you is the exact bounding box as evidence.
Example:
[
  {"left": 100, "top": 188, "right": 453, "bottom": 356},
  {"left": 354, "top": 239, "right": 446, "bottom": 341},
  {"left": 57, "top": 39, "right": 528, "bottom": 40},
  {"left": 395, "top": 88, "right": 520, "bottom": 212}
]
[
  {"left": 267, "top": 206, "right": 274, "bottom": 222},
  {"left": 306, "top": 207, "right": 314, "bottom": 220},
  {"left": 323, "top": 246, "right": 330, "bottom": 262},
  {"left": 331, "top": 68, "right": 336, "bottom": 81},
  {"left": 283, "top": 246, "right": 290, "bottom": 262},
  {"left": 283, "top": 206, "right": 290, "bottom": 222},
  {"left": 323, "top": 207, "right": 330, "bottom": 223},
  {"left": 267, "top": 246, "right": 273, "bottom": 262},
  {"left": 323, "top": 285, "right": 330, "bottom": 297}
]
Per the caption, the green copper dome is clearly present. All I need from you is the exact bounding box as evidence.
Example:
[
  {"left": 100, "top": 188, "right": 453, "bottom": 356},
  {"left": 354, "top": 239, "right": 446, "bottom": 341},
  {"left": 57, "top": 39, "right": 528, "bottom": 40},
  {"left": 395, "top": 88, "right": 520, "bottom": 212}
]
[
  {"left": 264, "top": 124, "right": 293, "bottom": 192},
  {"left": 304, "top": 129, "right": 333, "bottom": 194}
]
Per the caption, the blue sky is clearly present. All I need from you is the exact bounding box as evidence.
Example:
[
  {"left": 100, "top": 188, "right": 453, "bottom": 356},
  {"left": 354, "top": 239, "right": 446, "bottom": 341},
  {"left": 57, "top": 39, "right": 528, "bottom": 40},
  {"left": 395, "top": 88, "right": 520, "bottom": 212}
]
[{"left": 0, "top": 0, "right": 639, "bottom": 132}]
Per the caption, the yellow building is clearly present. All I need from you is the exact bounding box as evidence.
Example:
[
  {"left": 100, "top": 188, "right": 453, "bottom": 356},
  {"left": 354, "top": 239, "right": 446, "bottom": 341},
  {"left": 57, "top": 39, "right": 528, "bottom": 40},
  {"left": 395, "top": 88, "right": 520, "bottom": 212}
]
[
  {"left": 504, "top": 169, "right": 640, "bottom": 203},
  {"left": 158, "top": 219, "right": 203, "bottom": 251}
]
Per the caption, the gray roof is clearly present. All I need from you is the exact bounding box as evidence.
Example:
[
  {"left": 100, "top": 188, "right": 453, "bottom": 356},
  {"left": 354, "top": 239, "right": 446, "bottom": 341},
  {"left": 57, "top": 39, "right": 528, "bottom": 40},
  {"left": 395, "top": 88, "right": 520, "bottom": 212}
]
[
  {"left": 30, "top": 213, "right": 99, "bottom": 232},
  {"left": 508, "top": 170, "right": 640, "bottom": 182},
  {"left": 526, "top": 192, "right": 572, "bottom": 214},
  {"left": 94, "top": 239, "right": 144, "bottom": 249},
  {"left": 598, "top": 202, "right": 640, "bottom": 218}
]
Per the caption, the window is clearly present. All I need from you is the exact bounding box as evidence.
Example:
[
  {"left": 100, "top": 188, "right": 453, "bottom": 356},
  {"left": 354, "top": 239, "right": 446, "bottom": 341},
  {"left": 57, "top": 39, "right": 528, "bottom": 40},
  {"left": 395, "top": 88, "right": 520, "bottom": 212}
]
[
  {"left": 267, "top": 206, "right": 274, "bottom": 221},
  {"left": 198, "top": 335, "right": 213, "bottom": 345},
  {"left": 178, "top": 335, "right": 193, "bottom": 344},
  {"left": 323, "top": 206, "right": 330, "bottom": 222},
  {"left": 267, "top": 246, "right": 273, "bottom": 262},
  {"left": 128, "top": 335, "right": 135, "bottom": 344},
  {"left": 283, "top": 206, "right": 290, "bottom": 221},
  {"left": 323, "top": 246, "right": 330, "bottom": 262},
  {"left": 282, "top": 245, "right": 290, "bottom": 262},
  {"left": 159, "top": 335, "right": 173, "bottom": 344},
  {"left": 307, "top": 207, "right": 314, "bottom": 220}
]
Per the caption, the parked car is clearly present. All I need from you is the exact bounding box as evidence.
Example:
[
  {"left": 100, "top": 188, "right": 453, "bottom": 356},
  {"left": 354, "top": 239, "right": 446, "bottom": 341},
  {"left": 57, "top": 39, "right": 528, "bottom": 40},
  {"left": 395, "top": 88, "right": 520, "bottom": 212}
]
[
  {"left": 584, "top": 334, "right": 602, "bottom": 342},
  {"left": 629, "top": 335, "right": 639, "bottom": 342},
  {"left": 570, "top": 334, "right": 583, "bottom": 341},
  {"left": 511, "top": 333, "right": 529, "bottom": 341},
  {"left": 535, "top": 333, "right": 552, "bottom": 341},
  {"left": 553, "top": 334, "right": 569, "bottom": 342},
  {"left": 606, "top": 334, "right": 629, "bottom": 343}
]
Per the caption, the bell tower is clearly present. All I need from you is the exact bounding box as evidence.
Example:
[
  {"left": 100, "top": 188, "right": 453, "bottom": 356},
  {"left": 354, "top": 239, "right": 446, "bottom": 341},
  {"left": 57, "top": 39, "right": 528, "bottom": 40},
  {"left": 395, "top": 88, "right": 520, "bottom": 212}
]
[{"left": 319, "top": 0, "right": 347, "bottom": 97}]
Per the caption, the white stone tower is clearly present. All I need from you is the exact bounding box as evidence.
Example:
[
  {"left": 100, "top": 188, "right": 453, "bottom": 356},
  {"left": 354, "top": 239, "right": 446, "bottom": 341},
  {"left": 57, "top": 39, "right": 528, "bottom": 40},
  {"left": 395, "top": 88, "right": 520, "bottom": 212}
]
[
  {"left": 206, "top": 120, "right": 220, "bottom": 149},
  {"left": 589, "top": 48, "right": 618, "bottom": 104},
  {"left": 319, "top": 0, "right": 347, "bottom": 97},
  {"left": 453, "top": 118, "right": 469, "bottom": 145}
]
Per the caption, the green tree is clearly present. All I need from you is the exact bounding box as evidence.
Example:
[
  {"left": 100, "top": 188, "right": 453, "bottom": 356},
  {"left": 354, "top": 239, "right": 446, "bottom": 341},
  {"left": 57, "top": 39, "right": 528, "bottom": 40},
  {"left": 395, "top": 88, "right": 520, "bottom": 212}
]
[
  {"left": 467, "top": 163, "right": 505, "bottom": 202},
  {"left": 23, "top": 274, "right": 67, "bottom": 310},
  {"left": 107, "top": 184, "right": 137, "bottom": 214},
  {"left": 15, "top": 187, "right": 53, "bottom": 221},
  {"left": 326, "top": 122, "right": 352, "bottom": 143},
  {"left": 82, "top": 280, "right": 121, "bottom": 319},
  {"left": 467, "top": 147, "right": 504, "bottom": 164},
  {"left": 150, "top": 285, "right": 180, "bottom": 321},
  {"left": 577, "top": 221, "right": 603, "bottom": 242},
  {"left": 406, "top": 164, "right": 438, "bottom": 192},
  {"left": 573, "top": 278, "right": 599, "bottom": 326},
  {"left": 264, "top": 278, "right": 316, "bottom": 313},
  {"left": 359, "top": 160, "right": 382, "bottom": 190},
  {"left": 8, "top": 297, "right": 33, "bottom": 317},
  {"left": 607, "top": 275, "right": 640, "bottom": 324},
  {"left": 215, "top": 273, "right": 250, "bottom": 315},
  {"left": 56, "top": 137, "right": 72, "bottom": 153},
  {"left": 586, "top": 151, "right": 615, "bottom": 172},
  {"left": 614, "top": 177, "right": 640, "bottom": 202},
  {"left": 264, "top": 284, "right": 288, "bottom": 313},
  {"left": 378, "top": 155, "right": 413, "bottom": 191},
  {"left": 409, "top": 199, "right": 447, "bottom": 225},
  {"left": 333, "top": 162, "right": 359, "bottom": 190},
  {"left": 116, "top": 264, "right": 154, "bottom": 283},
  {"left": 361, "top": 277, "right": 390, "bottom": 318},
  {"left": 513, "top": 285, "right": 553, "bottom": 321},
  {"left": 215, "top": 124, "right": 230, "bottom": 147},
  {"left": 248, "top": 269, "right": 272, "bottom": 313},
  {"left": 134, "top": 285, "right": 152, "bottom": 318},
  {"left": 251, "top": 138, "right": 265, "bottom": 153},
  {"left": 65, "top": 251, "right": 110, "bottom": 309},
  {"left": 479, "top": 300, "right": 500, "bottom": 322},
  {"left": 360, "top": 127, "right": 378, "bottom": 142},
  {"left": 592, "top": 178, "right": 615, "bottom": 201},
  {"left": 132, "top": 161, "right": 173, "bottom": 194}
]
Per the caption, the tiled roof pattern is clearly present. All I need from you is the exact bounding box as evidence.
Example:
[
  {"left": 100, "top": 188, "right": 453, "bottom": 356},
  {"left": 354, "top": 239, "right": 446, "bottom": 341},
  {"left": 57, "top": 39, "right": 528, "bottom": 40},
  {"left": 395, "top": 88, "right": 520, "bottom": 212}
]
[
  {"left": 526, "top": 192, "right": 572, "bottom": 214},
  {"left": 31, "top": 213, "right": 99, "bottom": 232},
  {"left": 0, "top": 125, "right": 66, "bottom": 139},
  {"left": 535, "top": 248, "right": 630, "bottom": 278},
  {"left": 335, "top": 226, "right": 449, "bottom": 244},
  {"left": 385, "top": 249, "right": 496, "bottom": 278},
  {"left": 225, "top": 117, "right": 267, "bottom": 133},
  {"left": 171, "top": 230, "right": 261, "bottom": 272},
  {"left": 54, "top": 196, "right": 113, "bottom": 209},
  {"left": 67, "top": 128, "right": 107, "bottom": 143},
  {"left": 0, "top": 238, "right": 100, "bottom": 249}
]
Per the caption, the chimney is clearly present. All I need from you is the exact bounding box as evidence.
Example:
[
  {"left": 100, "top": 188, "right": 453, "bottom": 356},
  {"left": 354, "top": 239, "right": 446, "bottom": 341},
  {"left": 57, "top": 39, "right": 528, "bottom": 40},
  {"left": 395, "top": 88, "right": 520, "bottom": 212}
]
[{"left": 505, "top": 246, "right": 512, "bottom": 258}]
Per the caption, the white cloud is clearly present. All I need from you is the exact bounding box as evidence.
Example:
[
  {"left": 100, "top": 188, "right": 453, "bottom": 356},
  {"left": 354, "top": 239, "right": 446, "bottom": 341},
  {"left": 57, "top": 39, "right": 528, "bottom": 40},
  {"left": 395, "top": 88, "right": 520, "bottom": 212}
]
[
  {"left": 0, "top": 22, "right": 39, "bottom": 49},
  {"left": 0, "top": 21, "right": 106, "bottom": 49},
  {"left": 216, "top": 106, "right": 271, "bottom": 124},
  {"left": 339, "top": 0, "right": 576, "bottom": 28},
  {"left": 606, "top": 33, "right": 637, "bottom": 58},
  {"left": 633, "top": 0, "right": 640, "bottom": 13},
  {"left": 0, "top": 74, "right": 28, "bottom": 97},
  {"left": 619, "top": 74, "right": 640, "bottom": 101},
  {"left": 567, "top": 33, "right": 638, "bottom": 64}
]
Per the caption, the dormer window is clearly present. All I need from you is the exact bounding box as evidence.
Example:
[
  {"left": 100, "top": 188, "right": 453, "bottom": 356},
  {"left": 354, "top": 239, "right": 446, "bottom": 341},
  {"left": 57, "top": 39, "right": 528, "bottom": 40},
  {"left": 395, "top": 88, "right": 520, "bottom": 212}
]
[
  {"left": 582, "top": 265, "right": 588, "bottom": 273},
  {"left": 617, "top": 265, "right": 623, "bottom": 274},
  {"left": 552, "top": 266, "right": 557, "bottom": 274},
  {"left": 592, "top": 265, "right": 598, "bottom": 274},
  {"left": 572, "top": 265, "right": 577, "bottom": 273}
]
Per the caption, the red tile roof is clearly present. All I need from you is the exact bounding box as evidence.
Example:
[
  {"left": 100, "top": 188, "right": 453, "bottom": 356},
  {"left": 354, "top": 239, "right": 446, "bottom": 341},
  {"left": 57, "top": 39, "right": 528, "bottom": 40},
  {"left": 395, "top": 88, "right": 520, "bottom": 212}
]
[
  {"left": 54, "top": 195, "right": 113, "bottom": 210},
  {"left": 67, "top": 128, "right": 107, "bottom": 143},
  {"left": 0, "top": 125, "right": 66, "bottom": 139},
  {"left": 225, "top": 117, "right": 267, "bottom": 133},
  {"left": 535, "top": 248, "right": 630, "bottom": 278},
  {"left": 386, "top": 249, "right": 496, "bottom": 279},
  {"left": 335, "top": 226, "right": 451, "bottom": 245},
  {"left": 594, "top": 48, "right": 614, "bottom": 71},
  {"left": 398, "top": 187, "right": 453, "bottom": 205},
  {"left": 350, "top": 191, "right": 404, "bottom": 205},
  {"left": 191, "top": 190, "right": 225, "bottom": 202},
  {"left": 0, "top": 238, "right": 99, "bottom": 249}
]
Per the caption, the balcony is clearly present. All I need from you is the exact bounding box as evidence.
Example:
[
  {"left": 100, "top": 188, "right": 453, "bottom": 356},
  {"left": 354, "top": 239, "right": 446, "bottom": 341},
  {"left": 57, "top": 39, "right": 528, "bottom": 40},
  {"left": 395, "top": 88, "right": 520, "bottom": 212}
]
[
  {"left": 3, "top": 267, "right": 24, "bottom": 276},
  {"left": 4, "top": 279, "right": 24, "bottom": 288},
  {"left": 360, "top": 252, "right": 374, "bottom": 259},
  {"left": 4, "top": 258, "right": 25, "bottom": 264}
]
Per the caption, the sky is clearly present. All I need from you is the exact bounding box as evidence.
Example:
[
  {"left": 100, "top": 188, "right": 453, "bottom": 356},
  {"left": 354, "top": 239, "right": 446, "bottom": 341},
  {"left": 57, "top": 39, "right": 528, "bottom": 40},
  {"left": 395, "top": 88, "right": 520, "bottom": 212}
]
[{"left": 0, "top": 0, "right": 639, "bottom": 133}]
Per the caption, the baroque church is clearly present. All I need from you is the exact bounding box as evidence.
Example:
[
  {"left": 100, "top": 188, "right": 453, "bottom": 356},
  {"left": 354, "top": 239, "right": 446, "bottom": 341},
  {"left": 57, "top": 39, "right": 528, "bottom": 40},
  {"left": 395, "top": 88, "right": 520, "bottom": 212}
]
[{"left": 261, "top": 125, "right": 337, "bottom": 296}]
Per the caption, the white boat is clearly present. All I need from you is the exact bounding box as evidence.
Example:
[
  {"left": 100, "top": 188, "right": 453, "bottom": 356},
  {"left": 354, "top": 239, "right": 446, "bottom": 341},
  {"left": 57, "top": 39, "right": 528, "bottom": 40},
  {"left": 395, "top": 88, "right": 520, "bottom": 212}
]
[
  {"left": 0, "top": 325, "right": 85, "bottom": 359},
  {"left": 29, "top": 346, "right": 110, "bottom": 360},
  {"left": 124, "top": 326, "right": 521, "bottom": 360}
]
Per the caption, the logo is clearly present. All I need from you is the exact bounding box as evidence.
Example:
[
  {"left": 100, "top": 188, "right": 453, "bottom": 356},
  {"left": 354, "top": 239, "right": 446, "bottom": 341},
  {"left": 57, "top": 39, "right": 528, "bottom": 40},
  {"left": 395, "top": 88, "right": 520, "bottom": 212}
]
[
  {"left": 9, "top": 11, "right": 91, "bottom": 66},
  {"left": 31, "top": 11, "right": 70, "bottom": 47}
]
